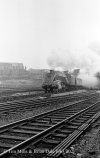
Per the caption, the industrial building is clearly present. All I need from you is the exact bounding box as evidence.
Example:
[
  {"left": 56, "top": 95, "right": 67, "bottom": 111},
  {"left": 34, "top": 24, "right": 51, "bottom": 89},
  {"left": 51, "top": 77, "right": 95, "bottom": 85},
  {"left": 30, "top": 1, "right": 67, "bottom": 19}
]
[{"left": 0, "top": 62, "right": 28, "bottom": 80}]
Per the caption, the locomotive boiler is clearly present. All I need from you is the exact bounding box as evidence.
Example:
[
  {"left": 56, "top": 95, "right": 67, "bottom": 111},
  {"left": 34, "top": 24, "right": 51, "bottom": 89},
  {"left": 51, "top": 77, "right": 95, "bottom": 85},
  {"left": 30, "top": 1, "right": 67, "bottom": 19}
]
[{"left": 42, "top": 70, "right": 82, "bottom": 93}]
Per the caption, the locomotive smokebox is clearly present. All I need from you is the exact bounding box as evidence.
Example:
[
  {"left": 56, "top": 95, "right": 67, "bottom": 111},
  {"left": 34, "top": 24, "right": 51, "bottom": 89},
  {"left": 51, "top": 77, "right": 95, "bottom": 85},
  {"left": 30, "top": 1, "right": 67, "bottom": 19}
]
[{"left": 50, "top": 70, "right": 55, "bottom": 74}]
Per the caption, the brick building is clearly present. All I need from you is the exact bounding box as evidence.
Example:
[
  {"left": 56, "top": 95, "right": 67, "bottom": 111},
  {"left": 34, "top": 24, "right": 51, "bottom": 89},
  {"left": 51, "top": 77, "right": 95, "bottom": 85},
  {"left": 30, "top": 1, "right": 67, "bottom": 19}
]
[{"left": 0, "top": 62, "right": 29, "bottom": 80}]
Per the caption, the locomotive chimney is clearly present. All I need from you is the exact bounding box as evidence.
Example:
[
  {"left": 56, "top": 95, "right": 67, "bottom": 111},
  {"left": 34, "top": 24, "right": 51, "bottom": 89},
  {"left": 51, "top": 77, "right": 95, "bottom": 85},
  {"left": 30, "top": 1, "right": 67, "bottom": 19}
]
[
  {"left": 73, "top": 69, "right": 80, "bottom": 77},
  {"left": 64, "top": 70, "right": 69, "bottom": 75}
]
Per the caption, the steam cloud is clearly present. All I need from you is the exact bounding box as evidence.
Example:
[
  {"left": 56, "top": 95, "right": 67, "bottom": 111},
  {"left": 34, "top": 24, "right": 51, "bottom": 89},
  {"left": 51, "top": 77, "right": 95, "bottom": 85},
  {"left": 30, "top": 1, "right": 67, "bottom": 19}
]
[{"left": 47, "top": 43, "right": 100, "bottom": 87}]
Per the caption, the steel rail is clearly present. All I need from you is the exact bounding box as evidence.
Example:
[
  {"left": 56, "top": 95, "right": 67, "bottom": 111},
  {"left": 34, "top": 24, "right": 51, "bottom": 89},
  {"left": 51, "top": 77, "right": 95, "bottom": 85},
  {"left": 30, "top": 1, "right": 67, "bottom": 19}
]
[
  {"left": 0, "top": 94, "right": 99, "bottom": 157},
  {"left": 0, "top": 91, "right": 96, "bottom": 115},
  {"left": 48, "top": 110, "right": 100, "bottom": 157}
]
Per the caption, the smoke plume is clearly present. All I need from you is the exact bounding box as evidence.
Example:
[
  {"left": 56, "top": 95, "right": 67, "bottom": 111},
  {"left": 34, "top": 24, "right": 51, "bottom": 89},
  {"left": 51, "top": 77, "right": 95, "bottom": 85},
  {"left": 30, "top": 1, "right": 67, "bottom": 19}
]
[{"left": 47, "top": 44, "right": 100, "bottom": 87}]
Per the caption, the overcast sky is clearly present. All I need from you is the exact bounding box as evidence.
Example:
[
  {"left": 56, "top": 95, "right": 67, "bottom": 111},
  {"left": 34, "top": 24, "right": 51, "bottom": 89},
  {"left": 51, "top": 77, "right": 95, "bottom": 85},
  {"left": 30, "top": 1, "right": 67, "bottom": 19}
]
[{"left": 0, "top": 0, "right": 100, "bottom": 69}]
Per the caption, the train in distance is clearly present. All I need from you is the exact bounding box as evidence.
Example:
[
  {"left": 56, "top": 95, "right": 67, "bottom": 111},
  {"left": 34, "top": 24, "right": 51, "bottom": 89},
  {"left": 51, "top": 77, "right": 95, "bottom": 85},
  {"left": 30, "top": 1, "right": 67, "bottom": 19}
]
[{"left": 42, "top": 70, "right": 82, "bottom": 93}]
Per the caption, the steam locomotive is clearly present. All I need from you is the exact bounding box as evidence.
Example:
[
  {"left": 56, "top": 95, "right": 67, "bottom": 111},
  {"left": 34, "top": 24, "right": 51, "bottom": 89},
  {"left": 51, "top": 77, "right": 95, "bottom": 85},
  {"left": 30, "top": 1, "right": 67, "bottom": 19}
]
[{"left": 42, "top": 70, "right": 82, "bottom": 93}]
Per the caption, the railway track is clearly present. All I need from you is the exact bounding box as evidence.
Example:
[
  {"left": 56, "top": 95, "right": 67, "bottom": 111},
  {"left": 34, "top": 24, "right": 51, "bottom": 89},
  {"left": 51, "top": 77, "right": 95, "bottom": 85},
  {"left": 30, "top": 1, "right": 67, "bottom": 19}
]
[
  {"left": 0, "top": 90, "right": 44, "bottom": 103},
  {"left": 0, "top": 94, "right": 99, "bottom": 157},
  {"left": 0, "top": 89, "right": 89, "bottom": 103},
  {"left": 0, "top": 87, "right": 43, "bottom": 95},
  {"left": 0, "top": 89, "right": 85, "bottom": 103},
  {"left": 0, "top": 91, "right": 97, "bottom": 115}
]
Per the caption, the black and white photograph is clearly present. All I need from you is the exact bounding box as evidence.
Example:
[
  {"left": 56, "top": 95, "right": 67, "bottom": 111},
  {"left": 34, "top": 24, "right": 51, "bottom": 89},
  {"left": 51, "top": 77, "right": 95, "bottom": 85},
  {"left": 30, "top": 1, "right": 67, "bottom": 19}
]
[{"left": 0, "top": 0, "right": 100, "bottom": 157}]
